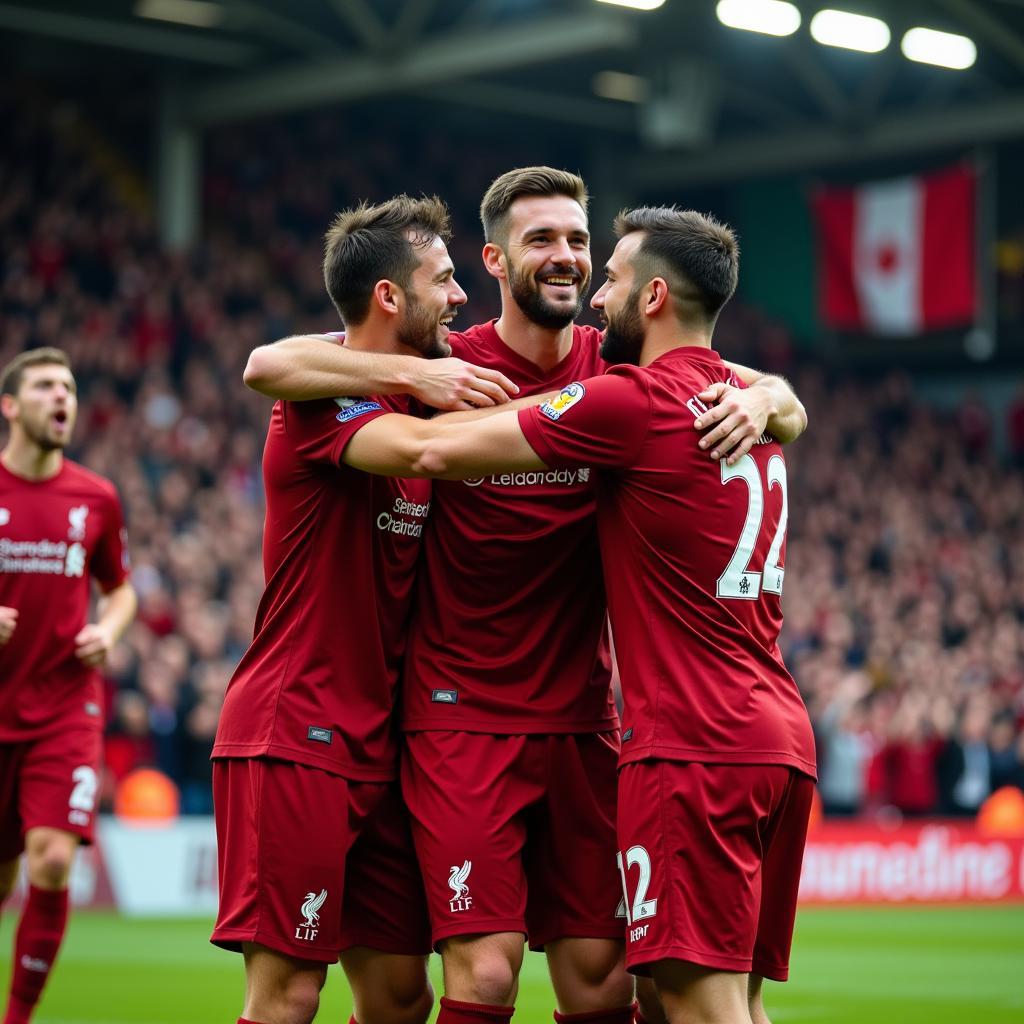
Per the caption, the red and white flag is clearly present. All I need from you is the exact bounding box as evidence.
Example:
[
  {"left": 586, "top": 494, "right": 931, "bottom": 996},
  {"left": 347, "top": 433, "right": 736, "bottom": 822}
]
[{"left": 812, "top": 165, "right": 976, "bottom": 336}]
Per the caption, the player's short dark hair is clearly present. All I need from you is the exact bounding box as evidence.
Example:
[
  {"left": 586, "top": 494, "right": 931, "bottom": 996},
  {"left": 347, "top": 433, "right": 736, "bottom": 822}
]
[
  {"left": 613, "top": 207, "right": 739, "bottom": 324},
  {"left": 480, "top": 166, "right": 589, "bottom": 249},
  {"left": 0, "top": 347, "right": 73, "bottom": 398},
  {"left": 323, "top": 194, "right": 452, "bottom": 327}
]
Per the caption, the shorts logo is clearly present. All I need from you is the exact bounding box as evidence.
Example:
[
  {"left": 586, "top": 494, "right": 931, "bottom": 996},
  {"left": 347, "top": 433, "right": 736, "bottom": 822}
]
[
  {"left": 295, "top": 888, "right": 327, "bottom": 942},
  {"left": 0, "top": 508, "right": 9, "bottom": 526},
  {"left": 622, "top": 728, "right": 633, "bottom": 742},
  {"left": 431, "top": 689, "right": 458, "bottom": 705},
  {"left": 335, "top": 396, "right": 383, "bottom": 423},
  {"left": 539, "top": 382, "right": 585, "bottom": 421},
  {"left": 448, "top": 860, "right": 473, "bottom": 913},
  {"left": 307, "top": 726, "right": 333, "bottom": 745}
]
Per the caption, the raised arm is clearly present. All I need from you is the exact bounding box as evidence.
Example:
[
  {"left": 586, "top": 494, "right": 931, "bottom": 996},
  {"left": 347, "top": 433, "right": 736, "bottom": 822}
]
[
  {"left": 243, "top": 334, "right": 519, "bottom": 411},
  {"left": 698, "top": 362, "right": 808, "bottom": 464}
]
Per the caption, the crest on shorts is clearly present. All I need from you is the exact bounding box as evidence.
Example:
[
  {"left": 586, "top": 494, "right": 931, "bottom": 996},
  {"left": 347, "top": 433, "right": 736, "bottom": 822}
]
[
  {"left": 448, "top": 861, "right": 473, "bottom": 913},
  {"left": 295, "top": 888, "right": 327, "bottom": 942}
]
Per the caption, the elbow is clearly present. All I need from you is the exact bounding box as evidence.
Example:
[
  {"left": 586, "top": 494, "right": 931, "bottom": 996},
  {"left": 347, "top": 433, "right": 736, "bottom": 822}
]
[
  {"left": 411, "top": 441, "right": 450, "bottom": 478},
  {"left": 794, "top": 399, "right": 809, "bottom": 439},
  {"left": 242, "top": 348, "right": 278, "bottom": 394}
]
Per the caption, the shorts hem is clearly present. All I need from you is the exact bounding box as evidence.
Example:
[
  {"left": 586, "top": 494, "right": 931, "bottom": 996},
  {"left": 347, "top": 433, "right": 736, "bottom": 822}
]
[
  {"left": 18, "top": 818, "right": 94, "bottom": 847},
  {"left": 210, "top": 928, "right": 340, "bottom": 964},
  {"left": 528, "top": 924, "right": 625, "bottom": 952},
  {"left": 339, "top": 936, "right": 432, "bottom": 957},
  {"left": 750, "top": 959, "right": 789, "bottom": 982},
  {"left": 431, "top": 919, "right": 527, "bottom": 951},
  {"left": 626, "top": 944, "right": 752, "bottom": 977}
]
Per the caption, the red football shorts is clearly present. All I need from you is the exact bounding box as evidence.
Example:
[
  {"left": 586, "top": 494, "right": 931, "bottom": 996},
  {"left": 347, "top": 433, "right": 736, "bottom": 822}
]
[
  {"left": 0, "top": 725, "right": 103, "bottom": 861},
  {"left": 211, "top": 757, "right": 431, "bottom": 964},
  {"left": 617, "top": 761, "right": 813, "bottom": 981},
  {"left": 402, "top": 731, "right": 621, "bottom": 950}
]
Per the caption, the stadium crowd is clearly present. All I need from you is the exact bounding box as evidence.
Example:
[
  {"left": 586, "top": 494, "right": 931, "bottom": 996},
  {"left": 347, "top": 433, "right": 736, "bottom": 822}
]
[{"left": 2, "top": 91, "right": 1023, "bottom": 819}]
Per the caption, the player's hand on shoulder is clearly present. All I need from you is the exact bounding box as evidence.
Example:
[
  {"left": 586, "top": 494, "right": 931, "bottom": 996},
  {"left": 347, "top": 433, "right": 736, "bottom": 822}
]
[
  {"left": 0, "top": 605, "right": 18, "bottom": 645},
  {"left": 73, "top": 622, "right": 114, "bottom": 668},
  {"left": 414, "top": 358, "right": 519, "bottom": 411},
  {"left": 694, "top": 381, "right": 770, "bottom": 466}
]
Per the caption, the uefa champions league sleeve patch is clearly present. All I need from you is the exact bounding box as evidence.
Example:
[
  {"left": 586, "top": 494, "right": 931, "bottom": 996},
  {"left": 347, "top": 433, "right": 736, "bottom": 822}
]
[
  {"left": 335, "top": 396, "right": 383, "bottom": 423},
  {"left": 539, "top": 382, "right": 585, "bottom": 421}
]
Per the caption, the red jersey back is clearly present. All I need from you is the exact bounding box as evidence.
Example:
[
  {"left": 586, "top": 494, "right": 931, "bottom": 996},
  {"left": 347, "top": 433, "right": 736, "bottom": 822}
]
[
  {"left": 519, "top": 347, "right": 816, "bottom": 776},
  {"left": 0, "top": 459, "right": 129, "bottom": 741},
  {"left": 213, "top": 394, "right": 431, "bottom": 780},
  {"left": 401, "top": 321, "right": 617, "bottom": 734}
]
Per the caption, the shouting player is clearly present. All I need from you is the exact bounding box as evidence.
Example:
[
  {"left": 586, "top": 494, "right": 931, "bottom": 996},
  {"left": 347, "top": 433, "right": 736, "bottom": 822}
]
[
  {"left": 244, "top": 170, "right": 806, "bottom": 1024},
  {"left": 0, "top": 348, "right": 136, "bottom": 1024}
]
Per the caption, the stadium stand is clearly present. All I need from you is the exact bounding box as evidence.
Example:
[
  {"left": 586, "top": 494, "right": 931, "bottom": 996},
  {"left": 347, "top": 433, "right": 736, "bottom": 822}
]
[{"left": 2, "top": 86, "right": 1022, "bottom": 821}]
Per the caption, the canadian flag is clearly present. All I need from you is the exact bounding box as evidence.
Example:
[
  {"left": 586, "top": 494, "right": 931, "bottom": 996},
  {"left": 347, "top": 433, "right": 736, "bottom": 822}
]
[{"left": 812, "top": 165, "right": 976, "bottom": 336}]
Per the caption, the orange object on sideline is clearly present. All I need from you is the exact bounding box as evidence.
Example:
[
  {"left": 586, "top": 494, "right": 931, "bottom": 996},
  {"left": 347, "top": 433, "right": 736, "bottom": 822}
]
[
  {"left": 114, "top": 768, "right": 180, "bottom": 823},
  {"left": 977, "top": 786, "right": 1024, "bottom": 837}
]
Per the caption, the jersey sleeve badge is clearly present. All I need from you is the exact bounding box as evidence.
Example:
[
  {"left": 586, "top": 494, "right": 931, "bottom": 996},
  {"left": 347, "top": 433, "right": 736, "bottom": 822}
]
[
  {"left": 335, "top": 396, "right": 383, "bottom": 423},
  {"left": 539, "top": 382, "right": 586, "bottom": 421}
]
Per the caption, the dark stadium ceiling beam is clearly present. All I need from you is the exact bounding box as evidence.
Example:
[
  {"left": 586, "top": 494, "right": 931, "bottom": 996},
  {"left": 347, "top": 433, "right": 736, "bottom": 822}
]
[
  {"left": 935, "top": 0, "right": 1024, "bottom": 71},
  {"left": 187, "top": 11, "right": 638, "bottom": 125},
  {"left": 327, "top": 0, "right": 386, "bottom": 51},
  {"left": 633, "top": 92, "right": 1024, "bottom": 188},
  {"left": 0, "top": 2, "right": 257, "bottom": 66},
  {"left": 392, "top": 0, "right": 440, "bottom": 49},
  {"left": 418, "top": 82, "right": 634, "bottom": 133},
  {"left": 781, "top": 36, "right": 852, "bottom": 124},
  {"left": 223, "top": 1, "right": 340, "bottom": 56}
]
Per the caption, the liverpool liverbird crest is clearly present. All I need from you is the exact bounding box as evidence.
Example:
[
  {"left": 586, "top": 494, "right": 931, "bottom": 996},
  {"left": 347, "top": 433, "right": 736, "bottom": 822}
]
[
  {"left": 300, "top": 889, "right": 327, "bottom": 928},
  {"left": 448, "top": 861, "right": 471, "bottom": 900}
]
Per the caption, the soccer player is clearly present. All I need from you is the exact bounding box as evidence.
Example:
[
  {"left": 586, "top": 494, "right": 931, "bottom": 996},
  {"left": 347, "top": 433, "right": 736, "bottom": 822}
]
[
  {"left": 210, "top": 194, "right": 506, "bottom": 1024},
  {"left": 0, "top": 348, "right": 136, "bottom": 1024},
  {"left": 341, "top": 207, "right": 817, "bottom": 1024},
  {"left": 244, "top": 170, "right": 806, "bottom": 1024}
]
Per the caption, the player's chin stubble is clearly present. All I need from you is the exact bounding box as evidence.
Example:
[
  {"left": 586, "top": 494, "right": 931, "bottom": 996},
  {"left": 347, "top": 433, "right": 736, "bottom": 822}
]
[
  {"left": 599, "top": 297, "right": 646, "bottom": 367},
  {"left": 508, "top": 262, "right": 586, "bottom": 330}
]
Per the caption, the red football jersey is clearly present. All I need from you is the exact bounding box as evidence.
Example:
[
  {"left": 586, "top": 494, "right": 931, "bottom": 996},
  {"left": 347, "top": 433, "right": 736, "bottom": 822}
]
[
  {"left": 401, "top": 321, "right": 618, "bottom": 734},
  {"left": 519, "top": 347, "right": 816, "bottom": 776},
  {"left": 0, "top": 459, "right": 129, "bottom": 741},
  {"left": 213, "top": 394, "right": 431, "bottom": 780}
]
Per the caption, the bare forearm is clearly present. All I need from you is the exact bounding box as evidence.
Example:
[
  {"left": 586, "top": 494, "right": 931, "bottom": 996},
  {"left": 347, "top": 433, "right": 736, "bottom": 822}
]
[
  {"left": 244, "top": 336, "right": 419, "bottom": 400},
  {"left": 723, "top": 361, "right": 807, "bottom": 443}
]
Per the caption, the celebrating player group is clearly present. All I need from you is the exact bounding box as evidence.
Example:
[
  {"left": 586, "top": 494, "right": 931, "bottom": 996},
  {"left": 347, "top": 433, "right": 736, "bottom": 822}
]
[{"left": 217, "top": 166, "right": 816, "bottom": 1024}]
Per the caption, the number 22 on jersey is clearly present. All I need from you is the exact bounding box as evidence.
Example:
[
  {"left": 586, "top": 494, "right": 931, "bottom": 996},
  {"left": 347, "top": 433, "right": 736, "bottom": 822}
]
[{"left": 716, "top": 452, "right": 788, "bottom": 600}]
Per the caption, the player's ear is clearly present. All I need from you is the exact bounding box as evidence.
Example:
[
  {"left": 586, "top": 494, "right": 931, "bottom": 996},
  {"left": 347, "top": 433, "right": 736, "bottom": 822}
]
[
  {"left": 645, "top": 278, "right": 670, "bottom": 317},
  {"left": 482, "top": 243, "right": 507, "bottom": 281},
  {"left": 372, "top": 279, "right": 402, "bottom": 317},
  {"left": 0, "top": 394, "right": 16, "bottom": 419}
]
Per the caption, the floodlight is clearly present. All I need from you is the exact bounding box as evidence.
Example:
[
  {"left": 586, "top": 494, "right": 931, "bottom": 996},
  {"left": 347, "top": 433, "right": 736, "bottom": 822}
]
[
  {"left": 810, "top": 9, "right": 890, "bottom": 53},
  {"left": 594, "top": 0, "right": 666, "bottom": 11},
  {"left": 716, "top": 0, "right": 801, "bottom": 37},
  {"left": 902, "top": 27, "right": 977, "bottom": 70}
]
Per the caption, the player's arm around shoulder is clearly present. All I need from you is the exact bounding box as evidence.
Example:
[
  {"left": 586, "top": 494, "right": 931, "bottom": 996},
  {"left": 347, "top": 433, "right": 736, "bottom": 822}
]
[
  {"left": 243, "top": 334, "right": 518, "bottom": 411},
  {"left": 342, "top": 399, "right": 546, "bottom": 480},
  {"left": 701, "top": 362, "right": 808, "bottom": 464}
]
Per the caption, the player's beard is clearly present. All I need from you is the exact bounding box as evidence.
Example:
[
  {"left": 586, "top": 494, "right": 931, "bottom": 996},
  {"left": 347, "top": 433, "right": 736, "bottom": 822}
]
[
  {"left": 600, "top": 289, "right": 646, "bottom": 366},
  {"left": 21, "top": 412, "right": 71, "bottom": 452},
  {"left": 397, "top": 290, "right": 452, "bottom": 360},
  {"left": 508, "top": 259, "right": 587, "bottom": 330}
]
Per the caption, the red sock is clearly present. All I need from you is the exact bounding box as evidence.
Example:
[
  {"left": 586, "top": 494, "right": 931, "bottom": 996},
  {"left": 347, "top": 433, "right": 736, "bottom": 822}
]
[
  {"left": 437, "top": 997, "right": 514, "bottom": 1024},
  {"left": 554, "top": 1004, "right": 638, "bottom": 1024},
  {"left": 3, "top": 886, "right": 69, "bottom": 1024}
]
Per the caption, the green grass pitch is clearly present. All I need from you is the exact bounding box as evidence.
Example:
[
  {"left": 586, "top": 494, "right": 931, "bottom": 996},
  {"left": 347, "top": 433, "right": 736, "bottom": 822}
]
[{"left": 2, "top": 906, "right": 1022, "bottom": 1023}]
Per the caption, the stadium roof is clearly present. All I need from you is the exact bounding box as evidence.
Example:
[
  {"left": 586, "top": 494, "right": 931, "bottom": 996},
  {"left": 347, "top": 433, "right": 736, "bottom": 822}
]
[{"left": 3, "top": 0, "right": 1023, "bottom": 184}]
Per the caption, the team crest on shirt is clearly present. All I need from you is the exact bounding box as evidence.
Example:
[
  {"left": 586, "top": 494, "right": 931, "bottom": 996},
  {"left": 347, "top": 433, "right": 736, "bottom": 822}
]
[
  {"left": 539, "top": 382, "right": 585, "bottom": 421},
  {"left": 68, "top": 504, "right": 89, "bottom": 540},
  {"left": 295, "top": 888, "right": 327, "bottom": 941},
  {"left": 448, "top": 860, "right": 473, "bottom": 913},
  {"left": 334, "top": 396, "right": 383, "bottom": 423}
]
